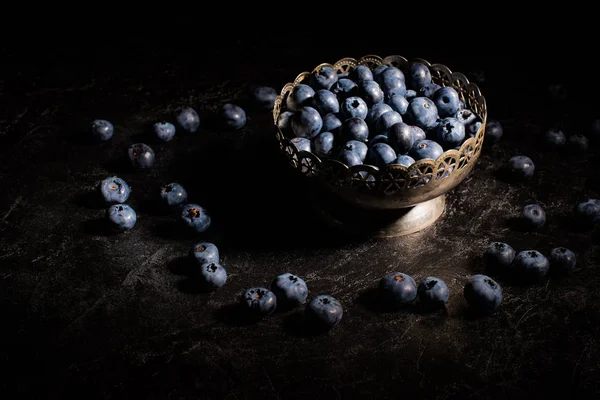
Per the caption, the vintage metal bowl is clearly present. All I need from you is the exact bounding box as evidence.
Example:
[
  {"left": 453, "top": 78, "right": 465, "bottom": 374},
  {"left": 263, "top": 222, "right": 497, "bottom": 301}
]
[{"left": 273, "top": 55, "right": 487, "bottom": 237}]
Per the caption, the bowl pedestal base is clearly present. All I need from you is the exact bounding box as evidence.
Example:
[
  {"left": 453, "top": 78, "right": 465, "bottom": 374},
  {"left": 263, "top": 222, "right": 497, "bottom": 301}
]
[{"left": 310, "top": 193, "right": 446, "bottom": 238}]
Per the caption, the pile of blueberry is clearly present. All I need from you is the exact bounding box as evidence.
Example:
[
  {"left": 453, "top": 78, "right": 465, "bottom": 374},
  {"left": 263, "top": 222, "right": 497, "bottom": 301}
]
[{"left": 276, "top": 62, "right": 484, "bottom": 169}]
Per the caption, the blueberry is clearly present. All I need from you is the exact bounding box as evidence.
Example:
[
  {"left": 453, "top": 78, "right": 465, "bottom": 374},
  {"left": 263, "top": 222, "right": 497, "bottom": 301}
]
[
  {"left": 271, "top": 272, "right": 309, "bottom": 308},
  {"left": 320, "top": 113, "right": 342, "bottom": 134},
  {"left": 241, "top": 287, "right": 277, "bottom": 316},
  {"left": 314, "top": 131, "right": 335, "bottom": 158},
  {"left": 250, "top": 86, "right": 278, "bottom": 110},
  {"left": 286, "top": 84, "right": 315, "bottom": 111},
  {"left": 358, "top": 80, "right": 384, "bottom": 106},
  {"left": 160, "top": 182, "right": 188, "bottom": 208},
  {"left": 410, "top": 126, "right": 426, "bottom": 142},
  {"left": 436, "top": 117, "right": 466, "bottom": 148},
  {"left": 568, "top": 134, "right": 589, "bottom": 153},
  {"left": 417, "top": 277, "right": 450, "bottom": 309},
  {"left": 339, "top": 150, "right": 363, "bottom": 167},
  {"left": 305, "top": 294, "right": 343, "bottom": 330},
  {"left": 198, "top": 262, "right": 227, "bottom": 290},
  {"left": 388, "top": 122, "right": 415, "bottom": 155},
  {"left": 312, "top": 90, "right": 340, "bottom": 115},
  {"left": 369, "top": 135, "right": 389, "bottom": 146},
  {"left": 174, "top": 106, "right": 200, "bottom": 133},
  {"left": 485, "top": 120, "right": 504, "bottom": 143},
  {"left": 310, "top": 66, "right": 338, "bottom": 90},
  {"left": 341, "top": 96, "right": 369, "bottom": 120},
  {"left": 220, "top": 103, "right": 247, "bottom": 130},
  {"left": 545, "top": 129, "right": 566, "bottom": 148},
  {"left": 290, "top": 137, "right": 312, "bottom": 153},
  {"left": 107, "top": 204, "right": 137, "bottom": 232},
  {"left": 405, "top": 90, "right": 417, "bottom": 101},
  {"left": 464, "top": 274, "right": 502, "bottom": 314},
  {"left": 522, "top": 204, "right": 546, "bottom": 229},
  {"left": 330, "top": 78, "right": 358, "bottom": 99},
  {"left": 276, "top": 111, "right": 294, "bottom": 131},
  {"left": 512, "top": 250, "right": 550, "bottom": 282},
  {"left": 372, "top": 65, "right": 389, "bottom": 80},
  {"left": 341, "top": 117, "right": 369, "bottom": 142},
  {"left": 405, "top": 97, "right": 439, "bottom": 131},
  {"left": 153, "top": 121, "right": 176, "bottom": 142},
  {"left": 128, "top": 143, "right": 155, "bottom": 169},
  {"left": 291, "top": 107, "right": 323, "bottom": 139},
  {"left": 466, "top": 121, "right": 483, "bottom": 138},
  {"left": 379, "top": 272, "right": 417, "bottom": 306},
  {"left": 190, "top": 242, "right": 220, "bottom": 265},
  {"left": 433, "top": 87, "right": 460, "bottom": 118},
  {"left": 549, "top": 247, "right": 577, "bottom": 274},
  {"left": 337, "top": 73, "right": 349, "bottom": 79},
  {"left": 99, "top": 176, "right": 130, "bottom": 204},
  {"left": 484, "top": 242, "right": 516, "bottom": 271},
  {"left": 455, "top": 109, "right": 478, "bottom": 126},
  {"left": 507, "top": 155, "right": 535, "bottom": 179},
  {"left": 408, "top": 62, "right": 432, "bottom": 91},
  {"left": 575, "top": 199, "right": 600, "bottom": 224},
  {"left": 181, "top": 204, "right": 211, "bottom": 233},
  {"left": 91, "top": 119, "right": 114, "bottom": 141},
  {"left": 395, "top": 155, "right": 415, "bottom": 167},
  {"left": 343, "top": 140, "right": 368, "bottom": 161},
  {"left": 379, "top": 76, "right": 407, "bottom": 96},
  {"left": 378, "top": 67, "right": 405, "bottom": 83},
  {"left": 349, "top": 65, "right": 374, "bottom": 82},
  {"left": 419, "top": 83, "right": 442, "bottom": 99},
  {"left": 410, "top": 139, "right": 444, "bottom": 161},
  {"left": 591, "top": 119, "right": 600, "bottom": 141},
  {"left": 387, "top": 95, "right": 409, "bottom": 115},
  {"left": 375, "top": 111, "right": 403, "bottom": 136},
  {"left": 367, "top": 103, "right": 393, "bottom": 127}
]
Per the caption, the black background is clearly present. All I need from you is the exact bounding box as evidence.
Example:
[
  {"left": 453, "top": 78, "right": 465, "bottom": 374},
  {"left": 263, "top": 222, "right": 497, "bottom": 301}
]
[{"left": 2, "top": 33, "right": 600, "bottom": 399}]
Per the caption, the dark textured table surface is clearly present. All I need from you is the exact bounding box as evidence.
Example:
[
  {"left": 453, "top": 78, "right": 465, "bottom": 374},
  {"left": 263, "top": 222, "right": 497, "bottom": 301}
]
[{"left": 2, "top": 39, "right": 600, "bottom": 399}]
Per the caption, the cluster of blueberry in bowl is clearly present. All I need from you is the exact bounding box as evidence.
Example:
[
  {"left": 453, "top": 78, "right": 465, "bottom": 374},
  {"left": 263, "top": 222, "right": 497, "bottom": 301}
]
[{"left": 276, "top": 61, "right": 484, "bottom": 170}]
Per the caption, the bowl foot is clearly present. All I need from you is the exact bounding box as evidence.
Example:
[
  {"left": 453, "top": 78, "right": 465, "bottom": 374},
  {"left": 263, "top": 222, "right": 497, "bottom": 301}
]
[{"left": 312, "top": 194, "right": 446, "bottom": 238}]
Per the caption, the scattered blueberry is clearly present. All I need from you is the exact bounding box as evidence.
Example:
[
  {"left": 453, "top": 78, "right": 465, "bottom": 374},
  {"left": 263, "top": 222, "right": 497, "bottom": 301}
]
[
  {"left": 341, "top": 117, "right": 369, "bottom": 142},
  {"left": 350, "top": 65, "right": 374, "bottom": 82},
  {"left": 174, "top": 106, "right": 200, "bottom": 133},
  {"left": 388, "top": 122, "right": 415, "bottom": 155},
  {"left": 271, "top": 273, "right": 309, "bottom": 309},
  {"left": 321, "top": 113, "right": 343, "bottom": 133},
  {"left": 575, "top": 199, "right": 600, "bottom": 224},
  {"left": 190, "top": 242, "right": 220, "bottom": 265},
  {"left": 464, "top": 274, "right": 502, "bottom": 314},
  {"left": 568, "top": 134, "right": 589, "bottom": 153},
  {"left": 286, "top": 84, "right": 315, "bottom": 111},
  {"left": 220, "top": 103, "right": 247, "bottom": 130},
  {"left": 330, "top": 78, "right": 358, "bottom": 99},
  {"left": 545, "top": 129, "right": 566, "bottom": 148},
  {"left": 198, "top": 262, "right": 227, "bottom": 290},
  {"left": 379, "top": 272, "right": 417, "bottom": 306},
  {"left": 128, "top": 143, "right": 156, "bottom": 169},
  {"left": 485, "top": 120, "right": 504, "bottom": 143},
  {"left": 181, "top": 204, "right": 211, "bottom": 233},
  {"left": 522, "top": 204, "right": 546, "bottom": 229},
  {"left": 250, "top": 86, "right": 278, "bottom": 110},
  {"left": 436, "top": 117, "right": 466, "bottom": 148},
  {"left": 276, "top": 111, "right": 295, "bottom": 131},
  {"left": 512, "top": 250, "right": 550, "bottom": 282},
  {"left": 433, "top": 86, "right": 461, "bottom": 118},
  {"left": 305, "top": 294, "right": 343, "bottom": 330},
  {"left": 549, "top": 247, "right": 577, "bottom": 275},
  {"left": 395, "top": 154, "right": 415, "bottom": 167},
  {"left": 387, "top": 95, "right": 409, "bottom": 115},
  {"left": 241, "top": 287, "right": 277, "bottom": 316},
  {"left": 314, "top": 131, "right": 335, "bottom": 158},
  {"left": 291, "top": 107, "right": 323, "bottom": 139},
  {"left": 408, "top": 62, "right": 432, "bottom": 90},
  {"left": 341, "top": 96, "right": 369, "bottom": 120},
  {"left": 410, "top": 139, "right": 444, "bottom": 161},
  {"left": 483, "top": 242, "right": 516, "bottom": 272},
  {"left": 368, "top": 143, "right": 397, "bottom": 168},
  {"left": 507, "top": 155, "right": 535, "bottom": 179},
  {"left": 417, "top": 277, "right": 450, "bottom": 309},
  {"left": 107, "top": 204, "right": 137, "bottom": 232},
  {"left": 99, "top": 176, "right": 130, "bottom": 204},
  {"left": 343, "top": 140, "right": 368, "bottom": 161},
  {"left": 160, "top": 182, "right": 188, "bottom": 208},
  {"left": 153, "top": 121, "right": 176, "bottom": 142},
  {"left": 358, "top": 80, "right": 384, "bottom": 106},
  {"left": 375, "top": 111, "right": 403, "bottom": 136},
  {"left": 405, "top": 97, "right": 439, "bottom": 131},
  {"left": 91, "top": 119, "right": 114, "bottom": 141},
  {"left": 310, "top": 66, "right": 338, "bottom": 90},
  {"left": 312, "top": 90, "right": 340, "bottom": 115},
  {"left": 290, "top": 137, "right": 312, "bottom": 153}
]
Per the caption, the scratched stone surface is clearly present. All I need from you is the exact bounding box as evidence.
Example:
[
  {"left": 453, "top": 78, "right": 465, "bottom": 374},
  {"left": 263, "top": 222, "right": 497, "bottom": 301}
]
[{"left": 1, "top": 39, "right": 600, "bottom": 399}]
